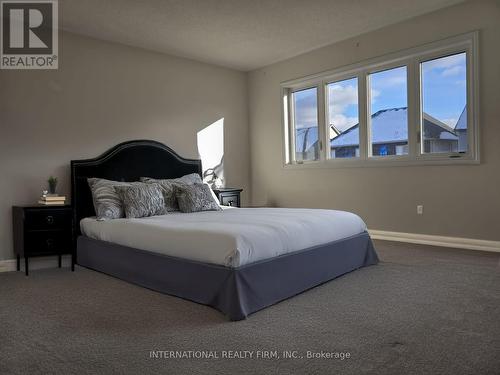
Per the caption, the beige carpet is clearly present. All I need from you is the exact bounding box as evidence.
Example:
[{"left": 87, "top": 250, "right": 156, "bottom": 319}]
[{"left": 1, "top": 240, "right": 499, "bottom": 375}]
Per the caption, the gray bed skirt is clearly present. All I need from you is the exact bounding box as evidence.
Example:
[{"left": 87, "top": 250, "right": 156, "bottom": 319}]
[{"left": 77, "top": 232, "right": 378, "bottom": 320}]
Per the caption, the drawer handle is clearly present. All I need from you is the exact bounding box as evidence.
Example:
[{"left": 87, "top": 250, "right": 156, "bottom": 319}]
[
  {"left": 46, "top": 239, "right": 54, "bottom": 248},
  {"left": 46, "top": 215, "right": 54, "bottom": 224}
]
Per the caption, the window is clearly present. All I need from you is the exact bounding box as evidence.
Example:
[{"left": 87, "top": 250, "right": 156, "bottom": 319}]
[
  {"left": 420, "top": 53, "right": 467, "bottom": 154},
  {"left": 368, "top": 66, "right": 408, "bottom": 157},
  {"left": 291, "top": 87, "right": 319, "bottom": 162},
  {"left": 327, "top": 77, "right": 359, "bottom": 159},
  {"left": 282, "top": 32, "right": 478, "bottom": 168}
]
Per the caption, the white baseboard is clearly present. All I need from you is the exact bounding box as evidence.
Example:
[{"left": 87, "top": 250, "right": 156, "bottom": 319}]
[
  {"left": 0, "top": 255, "right": 72, "bottom": 273},
  {"left": 369, "top": 229, "right": 500, "bottom": 253},
  {"left": 0, "top": 259, "right": 17, "bottom": 273}
]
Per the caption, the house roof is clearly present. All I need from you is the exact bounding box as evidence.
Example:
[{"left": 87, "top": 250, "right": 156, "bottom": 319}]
[
  {"left": 330, "top": 107, "right": 458, "bottom": 148},
  {"left": 455, "top": 107, "right": 467, "bottom": 130},
  {"left": 295, "top": 127, "right": 319, "bottom": 153}
]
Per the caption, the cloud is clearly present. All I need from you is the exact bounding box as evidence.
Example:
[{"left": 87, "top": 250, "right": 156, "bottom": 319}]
[
  {"left": 385, "top": 75, "right": 406, "bottom": 85},
  {"left": 422, "top": 53, "right": 466, "bottom": 77},
  {"left": 330, "top": 114, "right": 358, "bottom": 132},
  {"left": 423, "top": 53, "right": 464, "bottom": 69},
  {"left": 293, "top": 91, "right": 318, "bottom": 129},
  {"left": 442, "top": 65, "right": 464, "bottom": 77},
  {"left": 328, "top": 83, "right": 359, "bottom": 132},
  {"left": 370, "top": 66, "right": 407, "bottom": 89},
  {"left": 295, "top": 83, "right": 363, "bottom": 131},
  {"left": 370, "top": 89, "right": 380, "bottom": 102},
  {"left": 294, "top": 105, "right": 317, "bottom": 129},
  {"left": 329, "top": 84, "right": 357, "bottom": 110}
]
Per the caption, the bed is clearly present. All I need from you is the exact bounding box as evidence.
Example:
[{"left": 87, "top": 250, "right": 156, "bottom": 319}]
[{"left": 71, "top": 140, "right": 378, "bottom": 320}]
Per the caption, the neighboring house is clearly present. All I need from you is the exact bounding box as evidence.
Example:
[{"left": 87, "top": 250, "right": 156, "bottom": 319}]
[
  {"left": 330, "top": 107, "right": 459, "bottom": 157},
  {"left": 297, "top": 106, "right": 466, "bottom": 159},
  {"left": 421, "top": 112, "right": 459, "bottom": 154},
  {"left": 455, "top": 107, "right": 467, "bottom": 152},
  {"left": 295, "top": 126, "right": 320, "bottom": 161}
]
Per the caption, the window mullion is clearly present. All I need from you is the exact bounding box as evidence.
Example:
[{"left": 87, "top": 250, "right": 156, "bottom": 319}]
[
  {"left": 282, "top": 89, "right": 291, "bottom": 164},
  {"left": 407, "top": 60, "right": 419, "bottom": 160},
  {"left": 358, "top": 72, "right": 369, "bottom": 160},
  {"left": 317, "top": 83, "right": 327, "bottom": 162},
  {"left": 469, "top": 38, "right": 478, "bottom": 161},
  {"left": 288, "top": 89, "right": 297, "bottom": 164}
]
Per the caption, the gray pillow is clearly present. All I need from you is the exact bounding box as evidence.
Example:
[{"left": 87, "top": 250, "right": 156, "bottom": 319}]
[
  {"left": 115, "top": 183, "right": 168, "bottom": 219},
  {"left": 140, "top": 173, "right": 203, "bottom": 211},
  {"left": 87, "top": 178, "right": 141, "bottom": 220},
  {"left": 175, "top": 183, "right": 222, "bottom": 213}
]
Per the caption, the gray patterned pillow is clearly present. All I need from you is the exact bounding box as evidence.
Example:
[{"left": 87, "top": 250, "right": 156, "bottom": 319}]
[
  {"left": 140, "top": 173, "right": 203, "bottom": 211},
  {"left": 115, "top": 183, "right": 168, "bottom": 219},
  {"left": 175, "top": 183, "right": 222, "bottom": 213},
  {"left": 88, "top": 178, "right": 141, "bottom": 220}
]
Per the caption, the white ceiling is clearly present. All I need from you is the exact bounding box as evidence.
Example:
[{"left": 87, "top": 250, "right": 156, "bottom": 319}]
[{"left": 60, "top": 0, "right": 464, "bottom": 71}]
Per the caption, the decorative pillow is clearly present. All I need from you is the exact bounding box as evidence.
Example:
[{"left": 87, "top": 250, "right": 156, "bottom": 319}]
[
  {"left": 87, "top": 178, "right": 140, "bottom": 220},
  {"left": 115, "top": 183, "right": 167, "bottom": 219},
  {"left": 175, "top": 183, "right": 222, "bottom": 213},
  {"left": 140, "top": 173, "right": 203, "bottom": 211}
]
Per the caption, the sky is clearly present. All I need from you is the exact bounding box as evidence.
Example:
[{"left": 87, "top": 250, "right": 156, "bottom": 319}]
[
  {"left": 328, "top": 77, "right": 358, "bottom": 132},
  {"left": 294, "top": 52, "right": 467, "bottom": 135},
  {"left": 421, "top": 52, "right": 467, "bottom": 127}
]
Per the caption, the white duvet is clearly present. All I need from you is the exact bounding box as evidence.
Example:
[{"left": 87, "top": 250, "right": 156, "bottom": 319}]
[{"left": 80, "top": 207, "right": 367, "bottom": 268}]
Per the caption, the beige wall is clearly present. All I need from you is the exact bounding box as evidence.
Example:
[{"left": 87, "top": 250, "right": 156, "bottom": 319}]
[
  {"left": 0, "top": 31, "right": 249, "bottom": 261},
  {"left": 248, "top": 0, "right": 500, "bottom": 241},
  {"left": 1, "top": 1, "right": 498, "bottom": 263}
]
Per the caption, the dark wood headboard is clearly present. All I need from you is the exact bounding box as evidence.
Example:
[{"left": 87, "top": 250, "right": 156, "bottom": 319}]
[{"left": 70, "top": 140, "right": 202, "bottom": 240}]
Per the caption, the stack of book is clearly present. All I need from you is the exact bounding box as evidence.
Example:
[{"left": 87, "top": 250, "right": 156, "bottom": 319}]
[{"left": 38, "top": 195, "right": 66, "bottom": 205}]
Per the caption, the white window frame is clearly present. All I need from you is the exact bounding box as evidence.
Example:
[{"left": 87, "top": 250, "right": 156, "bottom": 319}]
[
  {"left": 281, "top": 32, "right": 479, "bottom": 169},
  {"left": 324, "top": 74, "right": 362, "bottom": 161},
  {"left": 365, "top": 63, "right": 410, "bottom": 161},
  {"left": 287, "top": 85, "right": 325, "bottom": 164}
]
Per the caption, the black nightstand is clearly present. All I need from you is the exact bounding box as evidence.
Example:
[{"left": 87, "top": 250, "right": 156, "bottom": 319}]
[
  {"left": 13, "top": 205, "right": 73, "bottom": 275},
  {"left": 213, "top": 188, "right": 243, "bottom": 208}
]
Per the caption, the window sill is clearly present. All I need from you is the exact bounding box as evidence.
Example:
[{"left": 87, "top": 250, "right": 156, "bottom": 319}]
[{"left": 284, "top": 155, "right": 480, "bottom": 169}]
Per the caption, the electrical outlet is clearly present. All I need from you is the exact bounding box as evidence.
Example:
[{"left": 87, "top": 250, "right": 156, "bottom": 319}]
[{"left": 417, "top": 205, "right": 424, "bottom": 215}]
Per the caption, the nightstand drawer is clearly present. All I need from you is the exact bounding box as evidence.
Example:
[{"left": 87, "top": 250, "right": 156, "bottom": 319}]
[
  {"left": 24, "top": 209, "right": 72, "bottom": 230},
  {"left": 24, "top": 230, "right": 72, "bottom": 255},
  {"left": 220, "top": 194, "right": 240, "bottom": 207}
]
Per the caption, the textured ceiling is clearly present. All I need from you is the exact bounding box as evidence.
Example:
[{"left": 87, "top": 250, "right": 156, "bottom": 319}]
[{"left": 60, "top": 0, "right": 464, "bottom": 71}]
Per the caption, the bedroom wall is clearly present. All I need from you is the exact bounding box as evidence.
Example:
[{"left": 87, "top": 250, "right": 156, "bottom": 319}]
[
  {"left": 248, "top": 0, "right": 500, "bottom": 241},
  {"left": 0, "top": 31, "right": 249, "bottom": 261}
]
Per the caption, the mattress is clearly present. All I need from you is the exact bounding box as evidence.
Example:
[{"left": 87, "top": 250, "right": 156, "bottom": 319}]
[{"left": 80, "top": 207, "right": 368, "bottom": 268}]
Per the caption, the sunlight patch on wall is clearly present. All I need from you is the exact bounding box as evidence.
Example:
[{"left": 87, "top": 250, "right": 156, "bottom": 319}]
[{"left": 197, "top": 118, "right": 224, "bottom": 188}]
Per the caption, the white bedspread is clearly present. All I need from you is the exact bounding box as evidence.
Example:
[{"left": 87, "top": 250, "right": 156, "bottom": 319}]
[{"left": 80, "top": 207, "right": 367, "bottom": 268}]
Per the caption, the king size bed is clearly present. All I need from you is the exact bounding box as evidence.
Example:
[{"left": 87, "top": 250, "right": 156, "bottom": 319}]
[{"left": 71, "top": 140, "right": 378, "bottom": 320}]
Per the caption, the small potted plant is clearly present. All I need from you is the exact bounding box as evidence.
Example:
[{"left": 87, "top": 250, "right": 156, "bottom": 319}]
[{"left": 48, "top": 176, "right": 58, "bottom": 195}]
